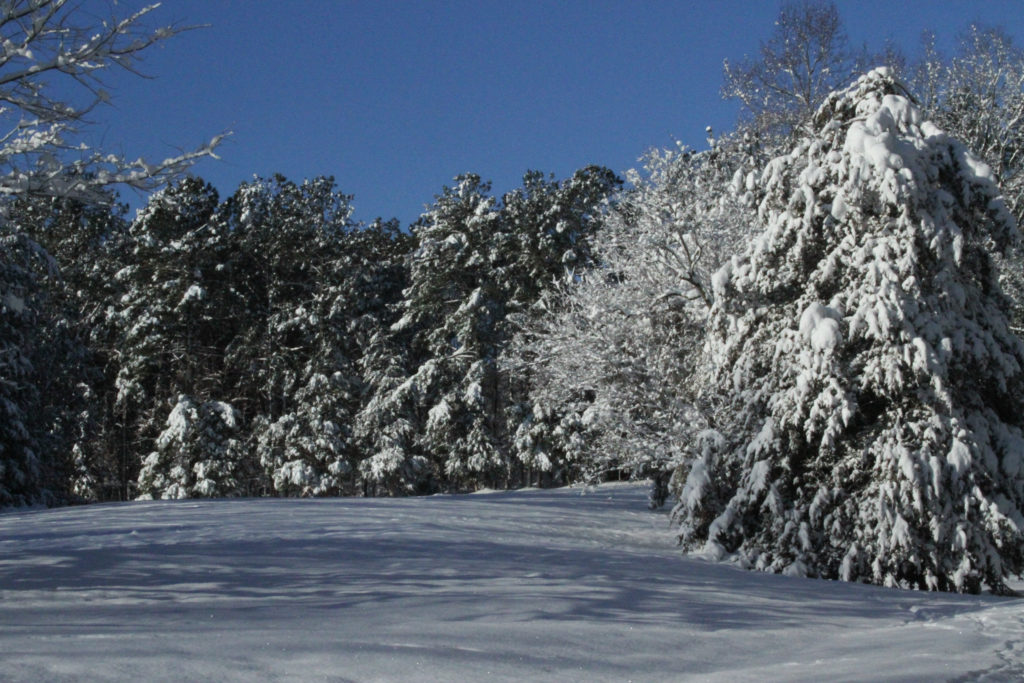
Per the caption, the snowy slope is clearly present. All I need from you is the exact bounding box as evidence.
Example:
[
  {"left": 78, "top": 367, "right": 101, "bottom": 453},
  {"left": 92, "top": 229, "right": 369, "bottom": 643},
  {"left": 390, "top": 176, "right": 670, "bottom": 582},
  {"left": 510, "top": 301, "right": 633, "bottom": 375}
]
[{"left": 1, "top": 483, "right": 1022, "bottom": 682}]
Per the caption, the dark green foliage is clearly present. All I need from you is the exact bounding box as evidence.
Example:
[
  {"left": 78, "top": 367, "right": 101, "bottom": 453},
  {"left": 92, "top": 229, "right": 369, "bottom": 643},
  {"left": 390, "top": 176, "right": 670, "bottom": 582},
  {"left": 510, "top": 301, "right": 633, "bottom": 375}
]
[
  {"left": 356, "top": 167, "right": 620, "bottom": 493},
  {"left": 0, "top": 229, "right": 50, "bottom": 505}
]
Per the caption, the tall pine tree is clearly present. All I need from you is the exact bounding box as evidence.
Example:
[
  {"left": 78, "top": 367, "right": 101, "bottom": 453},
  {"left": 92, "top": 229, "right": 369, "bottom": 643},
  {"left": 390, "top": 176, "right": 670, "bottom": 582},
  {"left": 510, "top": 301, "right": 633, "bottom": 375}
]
[{"left": 673, "top": 69, "right": 1024, "bottom": 594}]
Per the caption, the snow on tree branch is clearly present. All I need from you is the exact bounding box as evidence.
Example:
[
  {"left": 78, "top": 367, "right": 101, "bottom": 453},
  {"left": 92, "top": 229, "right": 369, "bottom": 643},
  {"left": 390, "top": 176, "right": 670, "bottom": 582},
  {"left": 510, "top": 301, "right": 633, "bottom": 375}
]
[{"left": 0, "top": 1, "right": 223, "bottom": 205}]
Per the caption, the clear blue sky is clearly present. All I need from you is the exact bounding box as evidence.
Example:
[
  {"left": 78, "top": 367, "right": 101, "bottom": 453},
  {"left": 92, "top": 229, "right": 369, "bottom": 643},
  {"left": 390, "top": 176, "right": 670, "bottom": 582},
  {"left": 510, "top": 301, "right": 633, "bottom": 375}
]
[{"left": 92, "top": 0, "right": 1024, "bottom": 227}]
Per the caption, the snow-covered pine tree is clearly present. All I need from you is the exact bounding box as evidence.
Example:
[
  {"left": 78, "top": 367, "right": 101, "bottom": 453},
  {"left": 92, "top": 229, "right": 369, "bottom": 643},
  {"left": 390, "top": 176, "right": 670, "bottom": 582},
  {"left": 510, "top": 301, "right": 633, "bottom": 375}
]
[
  {"left": 0, "top": 2, "right": 220, "bottom": 506},
  {"left": 12, "top": 194, "right": 132, "bottom": 502},
  {"left": 342, "top": 218, "right": 414, "bottom": 488},
  {"left": 137, "top": 394, "right": 244, "bottom": 499},
  {"left": 673, "top": 68, "right": 1024, "bottom": 594},
  {"left": 367, "top": 174, "right": 503, "bottom": 491},
  {"left": 0, "top": 229, "right": 50, "bottom": 505},
  {"left": 252, "top": 370, "right": 356, "bottom": 497},
  {"left": 0, "top": 192, "right": 131, "bottom": 506},
  {"left": 499, "top": 167, "right": 622, "bottom": 486},
  {"left": 227, "top": 176, "right": 370, "bottom": 496},
  {"left": 354, "top": 333, "right": 429, "bottom": 495},
  {"left": 352, "top": 285, "right": 422, "bottom": 496},
  {"left": 105, "top": 178, "right": 253, "bottom": 499},
  {"left": 361, "top": 168, "right": 619, "bottom": 493}
]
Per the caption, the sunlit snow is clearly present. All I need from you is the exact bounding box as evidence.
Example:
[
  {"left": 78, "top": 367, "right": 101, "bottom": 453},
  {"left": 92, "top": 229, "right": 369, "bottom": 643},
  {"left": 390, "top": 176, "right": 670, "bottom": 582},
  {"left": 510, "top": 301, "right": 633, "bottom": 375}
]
[{"left": 2, "top": 483, "right": 1022, "bottom": 681}]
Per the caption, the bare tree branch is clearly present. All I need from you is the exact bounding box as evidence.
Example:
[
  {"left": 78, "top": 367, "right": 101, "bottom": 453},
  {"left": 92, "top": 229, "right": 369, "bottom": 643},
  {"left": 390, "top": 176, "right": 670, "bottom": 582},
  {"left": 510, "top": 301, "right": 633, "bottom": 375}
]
[
  {"left": 722, "top": 1, "right": 896, "bottom": 148},
  {"left": 0, "top": 1, "right": 222, "bottom": 206}
]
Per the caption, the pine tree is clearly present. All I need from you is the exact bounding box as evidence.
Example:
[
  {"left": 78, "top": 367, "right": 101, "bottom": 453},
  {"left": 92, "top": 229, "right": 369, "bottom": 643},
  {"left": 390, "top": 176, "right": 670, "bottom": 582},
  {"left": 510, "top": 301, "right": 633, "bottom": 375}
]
[
  {"left": 360, "top": 168, "right": 619, "bottom": 493},
  {"left": 0, "top": 1, "right": 220, "bottom": 506},
  {"left": 370, "top": 174, "right": 501, "bottom": 491},
  {"left": 351, "top": 230, "right": 418, "bottom": 496},
  {"left": 137, "top": 394, "right": 244, "bottom": 499},
  {"left": 673, "top": 69, "right": 1024, "bottom": 594},
  {"left": 0, "top": 229, "right": 50, "bottom": 505},
  {"left": 10, "top": 193, "right": 130, "bottom": 502},
  {"left": 496, "top": 167, "right": 622, "bottom": 486},
  {"left": 226, "top": 176, "right": 403, "bottom": 496},
  {"left": 104, "top": 178, "right": 249, "bottom": 499}
]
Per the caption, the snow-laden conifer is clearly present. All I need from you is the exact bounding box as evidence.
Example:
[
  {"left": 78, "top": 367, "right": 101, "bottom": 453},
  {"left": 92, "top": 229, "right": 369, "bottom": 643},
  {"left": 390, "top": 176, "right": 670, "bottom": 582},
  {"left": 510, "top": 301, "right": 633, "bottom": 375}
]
[
  {"left": 137, "top": 394, "right": 244, "bottom": 499},
  {"left": 673, "top": 68, "right": 1024, "bottom": 593},
  {"left": 0, "top": 230, "right": 49, "bottom": 505},
  {"left": 359, "top": 169, "right": 618, "bottom": 493},
  {"left": 226, "top": 176, "right": 400, "bottom": 497},
  {"left": 102, "top": 179, "right": 238, "bottom": 499},
  {"left": 12, "top": 194, "right": 131, "bottom": 502}
]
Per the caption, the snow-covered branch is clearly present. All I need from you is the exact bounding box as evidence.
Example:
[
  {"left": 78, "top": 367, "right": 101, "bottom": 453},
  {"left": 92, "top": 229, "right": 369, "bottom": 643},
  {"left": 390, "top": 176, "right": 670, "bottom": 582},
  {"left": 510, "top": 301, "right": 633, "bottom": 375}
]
[{"left": 0, "top": 1, "right": 222, "bottom": 205}]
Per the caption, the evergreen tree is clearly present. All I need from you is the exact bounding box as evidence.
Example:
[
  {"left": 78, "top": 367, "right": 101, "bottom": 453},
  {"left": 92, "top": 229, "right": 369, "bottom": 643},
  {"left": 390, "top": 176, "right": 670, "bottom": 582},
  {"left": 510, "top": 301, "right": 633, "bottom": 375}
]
[
  {"left": 359, "top": 168, "right": 619, "bottom": 493},
  {"left": 0, "top": 1, "right": 219, "bottom": 507},
  {"left": 673, "top": 69, "right": 1024, "bottom": 594},
  {"left": 0, "top": 228, "right": 51, "bottom": 505},
  {"left": 137, "top": 394, "right": 244, "bottom": 499},
  {"left": 364, "top": 174, "right": 500, "bottom": 491},
  {"left": 351, "top": 232, "right": 418, "bottom": 496},
  {"left": 226, "top": 176, "right": 406, "bottom": 496},
  {"left": 104, "top": 178, "right": 249, "bottom": 499},
  {"left": 495, "top": 167, "right": 622, "bottom": 487},
  {"left": 10, "top": 193, "right": 130, "bottom": 501}
]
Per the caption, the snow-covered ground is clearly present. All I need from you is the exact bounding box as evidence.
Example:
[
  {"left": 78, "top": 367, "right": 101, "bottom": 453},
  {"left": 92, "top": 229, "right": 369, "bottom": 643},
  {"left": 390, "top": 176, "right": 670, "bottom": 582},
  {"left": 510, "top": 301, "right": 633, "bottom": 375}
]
[{"left": 1, "top": 483, "right": 1022, "bottom": 682}]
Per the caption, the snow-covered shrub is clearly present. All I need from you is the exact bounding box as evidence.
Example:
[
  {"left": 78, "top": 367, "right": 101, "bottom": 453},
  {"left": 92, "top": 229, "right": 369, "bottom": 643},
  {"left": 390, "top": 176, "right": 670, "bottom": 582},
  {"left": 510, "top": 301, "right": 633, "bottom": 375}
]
[
  {"left": 137, "top": 395, "right": 245, "bottom": 499},
  {"left": 254, "top": 371, "right": 356, "bottom": 497},
  {"left": 673, "top": 68, "right": 1024, "bottom": 594}
]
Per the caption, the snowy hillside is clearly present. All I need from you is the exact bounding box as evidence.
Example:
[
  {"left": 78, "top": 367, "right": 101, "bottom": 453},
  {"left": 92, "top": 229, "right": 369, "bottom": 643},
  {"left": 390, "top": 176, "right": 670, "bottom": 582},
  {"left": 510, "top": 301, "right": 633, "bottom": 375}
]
[{"left": 2, "top": 483, "right": 1022, "bottom": 681}]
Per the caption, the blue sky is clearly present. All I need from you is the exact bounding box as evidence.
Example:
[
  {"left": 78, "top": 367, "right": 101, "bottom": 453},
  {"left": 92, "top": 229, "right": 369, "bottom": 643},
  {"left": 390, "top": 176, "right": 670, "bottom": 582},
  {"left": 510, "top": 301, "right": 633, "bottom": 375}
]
[{"left": 93, "top": 1, "right": 1024, "bottom": 227}]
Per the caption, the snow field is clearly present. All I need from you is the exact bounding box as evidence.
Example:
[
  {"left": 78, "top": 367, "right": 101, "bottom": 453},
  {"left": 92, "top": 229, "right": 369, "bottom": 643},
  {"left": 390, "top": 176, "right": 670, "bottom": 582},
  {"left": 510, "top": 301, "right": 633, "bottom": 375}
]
[{"left": 1, "top": 483, "right": 1022, "bottom": 681}]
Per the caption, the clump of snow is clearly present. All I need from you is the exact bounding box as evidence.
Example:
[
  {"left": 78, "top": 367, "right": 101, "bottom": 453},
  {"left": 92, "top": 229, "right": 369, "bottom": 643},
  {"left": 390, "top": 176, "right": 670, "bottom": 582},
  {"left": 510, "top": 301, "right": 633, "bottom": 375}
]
[
  {"left": 799, "top": 302, "right": 842, "bottom": 351},
  {"left": 2, "top": 291, "right": 25, "bottom": 313}
]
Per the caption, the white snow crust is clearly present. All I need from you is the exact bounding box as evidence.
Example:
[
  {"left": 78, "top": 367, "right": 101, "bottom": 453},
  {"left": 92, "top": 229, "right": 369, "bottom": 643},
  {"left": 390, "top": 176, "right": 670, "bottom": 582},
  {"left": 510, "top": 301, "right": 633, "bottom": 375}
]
[{"left": 1, "top": 483, "right": 1022, "bottom": 681}]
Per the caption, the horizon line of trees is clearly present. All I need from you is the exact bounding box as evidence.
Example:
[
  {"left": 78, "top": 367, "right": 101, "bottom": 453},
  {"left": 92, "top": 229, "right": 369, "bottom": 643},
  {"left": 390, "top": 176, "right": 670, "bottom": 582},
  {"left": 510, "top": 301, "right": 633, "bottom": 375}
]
[{"left": 6, "top": 165, "right": 629, "bottom": 504}]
